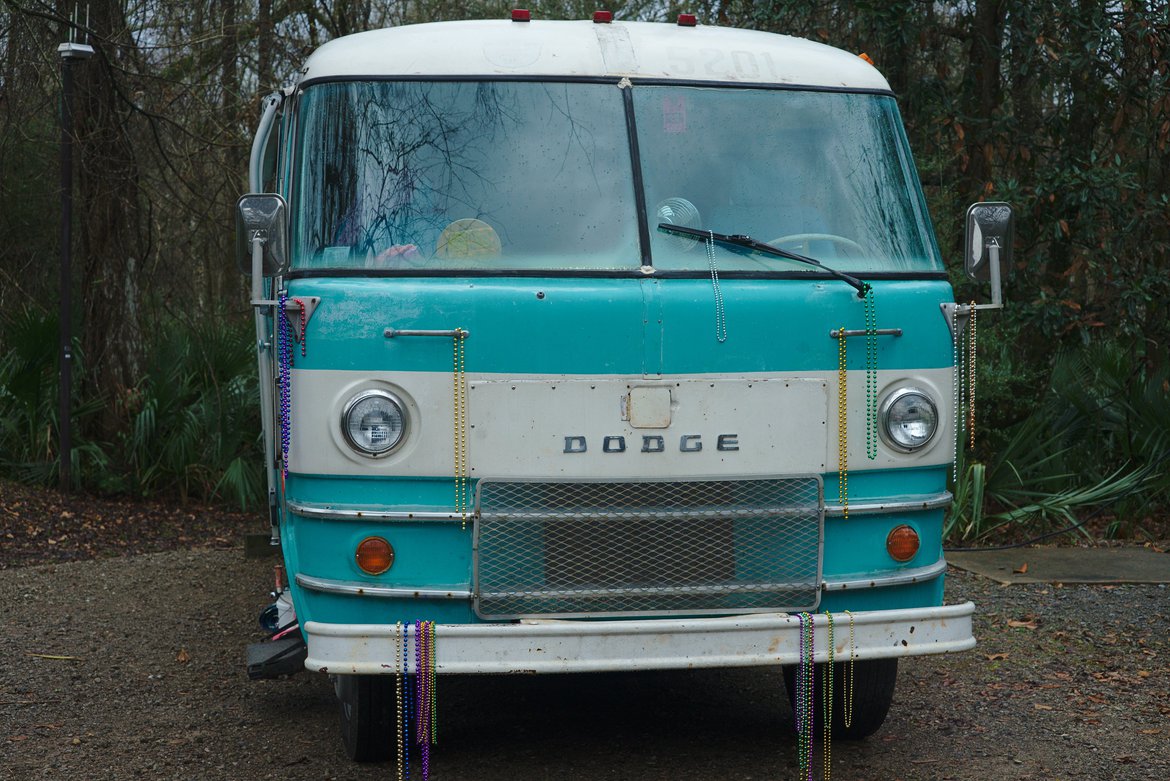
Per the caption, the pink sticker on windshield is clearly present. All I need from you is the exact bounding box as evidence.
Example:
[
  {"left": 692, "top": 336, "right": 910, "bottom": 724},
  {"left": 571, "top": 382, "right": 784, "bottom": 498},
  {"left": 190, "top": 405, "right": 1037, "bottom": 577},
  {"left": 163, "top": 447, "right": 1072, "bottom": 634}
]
[{"left": 663, "top": 96, "right": 686, "bottom": 134}]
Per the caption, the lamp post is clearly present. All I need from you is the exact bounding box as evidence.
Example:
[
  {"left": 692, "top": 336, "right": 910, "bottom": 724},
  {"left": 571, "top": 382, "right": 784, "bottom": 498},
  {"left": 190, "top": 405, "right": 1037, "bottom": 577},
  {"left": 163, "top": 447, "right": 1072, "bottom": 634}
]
[{"left": 57, "top": 35, "right": 93, "bottom": 492}]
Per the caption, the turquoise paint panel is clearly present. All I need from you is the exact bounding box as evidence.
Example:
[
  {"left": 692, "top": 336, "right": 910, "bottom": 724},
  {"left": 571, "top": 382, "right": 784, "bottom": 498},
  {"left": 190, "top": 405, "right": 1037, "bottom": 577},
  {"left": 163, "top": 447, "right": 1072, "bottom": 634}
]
[
  {"left": 824, "top": 466, "right": 948, "bottom": 501},
  {"left": 286, "top": 277, "right": 651, "bottom": 375},
  {"left": 819, "top": 578, "right": 944, "bottom": 614},
  {"left": 285, "top": 277, "right": 954, "bottom": 376},
  {"left": 823, "top": 510, "right": 944, "bottom": 578},
  {"left": 301, "top": 593, "right": 477, "bottom": 626},
  {"left": 654, "top": 278, "right": 955, "bottom": 374},
  {"left": 286, "top": 474, "right": 468, "bottom": 508},
  {"left": 294, "top": 518, "right": 472, "bottom": 586},
  {"left": 289, "top": 517, "right": 474, "bottom": 626}
]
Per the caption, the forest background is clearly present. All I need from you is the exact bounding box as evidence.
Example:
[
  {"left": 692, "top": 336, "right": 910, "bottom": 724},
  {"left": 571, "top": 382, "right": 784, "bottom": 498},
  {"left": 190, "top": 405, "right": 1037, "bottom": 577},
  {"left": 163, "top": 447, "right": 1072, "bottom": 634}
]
[{"left": 1, "top": 0, "right": 1168, "bottom": 544}]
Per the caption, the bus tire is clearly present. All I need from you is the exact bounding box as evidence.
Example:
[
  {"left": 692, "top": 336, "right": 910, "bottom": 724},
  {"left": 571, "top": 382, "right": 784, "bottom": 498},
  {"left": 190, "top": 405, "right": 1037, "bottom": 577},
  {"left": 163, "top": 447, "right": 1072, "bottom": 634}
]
[
  {"left": 782, "top": 657, "right": 898, "bottom": 740},
  {"left": 337, "top": 674, "right": 393, "bottom": 762}
]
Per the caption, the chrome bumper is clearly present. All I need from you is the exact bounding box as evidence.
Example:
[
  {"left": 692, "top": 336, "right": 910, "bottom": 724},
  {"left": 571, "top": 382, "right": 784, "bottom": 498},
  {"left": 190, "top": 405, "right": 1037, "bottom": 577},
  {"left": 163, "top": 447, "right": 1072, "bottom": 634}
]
[{"left": 303, "top": 601, "right": 975, "bottom": 675}]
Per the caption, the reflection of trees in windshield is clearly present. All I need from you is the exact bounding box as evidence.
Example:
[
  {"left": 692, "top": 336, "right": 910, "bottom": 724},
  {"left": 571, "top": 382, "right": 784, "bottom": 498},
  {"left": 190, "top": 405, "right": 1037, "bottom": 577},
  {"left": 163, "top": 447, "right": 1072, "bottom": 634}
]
[
  {"left": 302, "top": 81, "right": 508, "bottom": 256},
  {"left": 295, "top": 81, "right": 638, "bottom": 269},
  {"left": 834, "top": 103, "right": 921, "bottom": 268},
  {"left": 635, "top": 88, "right": 941, "bottom": 272}
]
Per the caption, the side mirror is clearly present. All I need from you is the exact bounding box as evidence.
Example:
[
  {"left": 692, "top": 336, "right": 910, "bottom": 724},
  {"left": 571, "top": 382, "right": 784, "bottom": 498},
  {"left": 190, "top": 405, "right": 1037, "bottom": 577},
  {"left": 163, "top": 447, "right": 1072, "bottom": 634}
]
[
  {"left": 964, "top": 202, "right": 1013, "bottom": 281},
  {"left": 236, "top": 193, "right": 289, "bottom": 277},
  {"left": 964, "top": 202, "right": 1013, "bottom": 307}
]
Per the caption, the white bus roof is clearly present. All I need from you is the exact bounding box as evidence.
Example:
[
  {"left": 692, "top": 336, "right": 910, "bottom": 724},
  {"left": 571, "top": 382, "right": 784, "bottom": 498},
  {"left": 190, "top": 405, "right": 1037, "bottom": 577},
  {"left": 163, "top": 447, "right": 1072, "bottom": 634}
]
[{"left": 299, "top": 19, "right": 891, "bottom": 92}]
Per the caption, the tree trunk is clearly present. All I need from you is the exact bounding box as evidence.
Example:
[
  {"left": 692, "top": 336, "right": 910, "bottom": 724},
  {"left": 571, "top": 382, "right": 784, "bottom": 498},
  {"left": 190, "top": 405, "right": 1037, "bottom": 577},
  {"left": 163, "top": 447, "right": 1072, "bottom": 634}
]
[
  {"left": 964, "top": 0, "right": 1006, "bottom": 191},
  {"left": 75, "top": 0, "right": 146, "bottom": 437}
]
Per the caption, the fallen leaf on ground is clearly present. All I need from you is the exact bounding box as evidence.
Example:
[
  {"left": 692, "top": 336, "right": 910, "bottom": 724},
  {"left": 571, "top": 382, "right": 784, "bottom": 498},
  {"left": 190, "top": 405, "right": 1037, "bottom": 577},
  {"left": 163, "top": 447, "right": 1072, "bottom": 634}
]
[
  {"left": 1008, "top": 619, "right": 1039, "bottom": 630},
  {"left": 985, "top": 653, "right": 1009, "bottom": 661},
  {"left": 1013, "top": 562, "right": 1029, "bottom": 574},
  {"left": 176, "top": 649, "right": 190, "bottom": 664}
]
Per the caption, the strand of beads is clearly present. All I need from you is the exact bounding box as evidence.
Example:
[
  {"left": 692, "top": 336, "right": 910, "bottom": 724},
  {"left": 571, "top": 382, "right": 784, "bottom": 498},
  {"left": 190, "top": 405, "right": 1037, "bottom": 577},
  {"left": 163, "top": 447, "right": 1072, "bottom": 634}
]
[
  {"left": 395, "top": 622, "right": 405, "bottom": 781},
  {"left": 415, "top": 620, "right": 429, "bottom": 781},
  {"left": 277, "top": 291, "right": 292, "bottom": 478},
  {"left": 429, "top": 621, "right": 438, "bottom": 744},
  {"left": 705, "top": 231, "right": 728, "bottom": 343},
  {"left": 796, "top": 612, "right": 815, "bottom": 781},
  {"left": 836, "top": 327, "right": 849, "bottom": 518},
  {"left": 404, "top": 624, "right": 412, "bottom": 780},
  {"left": 967, "top": 301, "right": 977, "bottom": 450},
  {"left": 842, "top": 610, "right": 855, "bottom": 730},
  {"left": 863, "top": 285, "right": 878, "bottom": 460},
  {"left": 822, "top": 612, "right": 835, "bottom": 780},
  {"left": 951, "top": 306, "right": 962, "bottom": 484},
  {"left": 413, "top": 620, "right": 438, "bottom": 780},
  {"left": 453, "top": 330, "right": 469, "bottom": 530}
]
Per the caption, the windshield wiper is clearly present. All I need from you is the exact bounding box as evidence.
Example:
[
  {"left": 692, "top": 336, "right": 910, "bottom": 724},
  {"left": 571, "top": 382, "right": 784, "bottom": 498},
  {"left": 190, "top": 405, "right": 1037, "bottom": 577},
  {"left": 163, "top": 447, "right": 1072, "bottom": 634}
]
[{"left": 656, "top": 223, "right": 870, "bottom": 298}]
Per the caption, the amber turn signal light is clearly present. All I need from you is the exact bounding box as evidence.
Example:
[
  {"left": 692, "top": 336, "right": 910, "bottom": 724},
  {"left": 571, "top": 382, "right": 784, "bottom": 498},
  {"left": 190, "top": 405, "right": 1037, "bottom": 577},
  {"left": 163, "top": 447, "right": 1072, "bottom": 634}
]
[
  {"left": 886, "top": 525, "right": 920, "bottom": 562},
  {"left": 355, "top": 536, "right": 395, "bottom": 574}
]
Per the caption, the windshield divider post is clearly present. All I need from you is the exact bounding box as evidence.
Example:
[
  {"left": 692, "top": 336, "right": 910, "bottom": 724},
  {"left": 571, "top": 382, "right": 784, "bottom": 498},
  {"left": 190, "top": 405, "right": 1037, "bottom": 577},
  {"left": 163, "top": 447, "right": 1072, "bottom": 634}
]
[{"left": 623, "top": 84, "right": 653, "bottom": 268}]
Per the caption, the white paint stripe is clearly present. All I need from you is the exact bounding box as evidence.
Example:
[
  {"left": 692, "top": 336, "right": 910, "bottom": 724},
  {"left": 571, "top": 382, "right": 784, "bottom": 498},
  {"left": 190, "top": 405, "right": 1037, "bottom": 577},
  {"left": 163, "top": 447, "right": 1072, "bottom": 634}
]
[{"left": 288, "top": 368, "right": 954, "bottom": 479}]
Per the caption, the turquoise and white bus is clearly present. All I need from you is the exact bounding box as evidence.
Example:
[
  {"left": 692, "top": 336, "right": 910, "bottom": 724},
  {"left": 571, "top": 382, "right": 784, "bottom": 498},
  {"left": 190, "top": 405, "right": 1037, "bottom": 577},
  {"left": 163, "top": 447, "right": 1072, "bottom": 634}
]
[{"left": 239, "top": 13, "right": 1010, "bottom": 763}]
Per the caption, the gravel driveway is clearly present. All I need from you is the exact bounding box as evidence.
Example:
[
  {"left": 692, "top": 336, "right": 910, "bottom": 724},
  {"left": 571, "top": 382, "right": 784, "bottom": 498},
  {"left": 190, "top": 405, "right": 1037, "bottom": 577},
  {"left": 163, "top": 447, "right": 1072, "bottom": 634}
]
[{"left": 2, "top": 545, "right": 1168, "bottom": 780}]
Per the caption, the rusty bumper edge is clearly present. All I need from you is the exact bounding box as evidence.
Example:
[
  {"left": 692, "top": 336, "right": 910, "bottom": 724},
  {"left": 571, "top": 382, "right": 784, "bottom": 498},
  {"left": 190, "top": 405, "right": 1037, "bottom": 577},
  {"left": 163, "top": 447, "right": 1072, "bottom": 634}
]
[{"left": 303, "top": 601, "right": 976, "bottom": 675}]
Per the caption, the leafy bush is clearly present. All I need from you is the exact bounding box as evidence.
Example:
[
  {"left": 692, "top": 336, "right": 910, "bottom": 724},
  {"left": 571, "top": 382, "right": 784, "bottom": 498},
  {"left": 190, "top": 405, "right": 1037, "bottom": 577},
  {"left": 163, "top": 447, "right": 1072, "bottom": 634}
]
[
  {"left": 0, "top": 310, "right": 263, "bottom": 508},
  {"left": 947, "top": 341, "right": 1168, "bottom": 543}
]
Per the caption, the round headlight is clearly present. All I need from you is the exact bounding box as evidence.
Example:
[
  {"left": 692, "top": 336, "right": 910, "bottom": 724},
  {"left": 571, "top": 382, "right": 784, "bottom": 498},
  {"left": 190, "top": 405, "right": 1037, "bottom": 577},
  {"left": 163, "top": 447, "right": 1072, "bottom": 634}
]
[
  {"left": 880, "top": 388, "right": 938, "bottom": 451},
  {"left": 341, "top": 390, "right": 407, "bottom": 457}
]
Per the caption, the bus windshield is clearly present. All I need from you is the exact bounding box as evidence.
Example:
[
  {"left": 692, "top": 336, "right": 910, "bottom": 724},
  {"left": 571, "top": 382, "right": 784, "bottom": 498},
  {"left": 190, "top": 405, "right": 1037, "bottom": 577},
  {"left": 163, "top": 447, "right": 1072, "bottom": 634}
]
[
  {"left": 292, "top": 81, "right": 639, "bottom": 271},
  {"left": 291, "top": 81, "right": 942, "bottom": 274},
  {"left": 636, "top": 86, "right": 942, "bottom": 273}
]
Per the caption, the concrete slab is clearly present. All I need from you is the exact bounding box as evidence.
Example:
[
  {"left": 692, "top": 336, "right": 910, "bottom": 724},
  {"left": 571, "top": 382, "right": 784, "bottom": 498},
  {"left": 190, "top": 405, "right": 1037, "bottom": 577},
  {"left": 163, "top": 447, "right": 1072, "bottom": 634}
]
[{"left": 947, "top": 546, "right": 1170, "bottom": 585}]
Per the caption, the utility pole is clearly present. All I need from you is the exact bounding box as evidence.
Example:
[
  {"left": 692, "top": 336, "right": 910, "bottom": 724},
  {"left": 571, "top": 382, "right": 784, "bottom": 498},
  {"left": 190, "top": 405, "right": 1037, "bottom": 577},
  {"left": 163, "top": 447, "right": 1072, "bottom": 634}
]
[{"left": 57, "top": 10, "right": 93, "bottom": 492}]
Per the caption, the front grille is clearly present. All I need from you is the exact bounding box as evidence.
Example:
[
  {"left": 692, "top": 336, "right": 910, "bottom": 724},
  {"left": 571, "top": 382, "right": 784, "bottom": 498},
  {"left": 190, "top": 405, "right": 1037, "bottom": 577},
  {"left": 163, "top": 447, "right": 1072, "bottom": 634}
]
[{"left": 474, "top": 477, "right": 823, "bottom": 618}]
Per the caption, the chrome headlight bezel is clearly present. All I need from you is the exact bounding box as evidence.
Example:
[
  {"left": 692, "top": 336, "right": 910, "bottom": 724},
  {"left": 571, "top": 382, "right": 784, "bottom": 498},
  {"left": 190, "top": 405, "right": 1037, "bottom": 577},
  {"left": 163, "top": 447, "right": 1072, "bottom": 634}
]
[
  {"left": 340, "top": 389, "right": 408, "bottom": 458},
  {"left": 879, "top": 387, "right": 939, "bottom": 452}
]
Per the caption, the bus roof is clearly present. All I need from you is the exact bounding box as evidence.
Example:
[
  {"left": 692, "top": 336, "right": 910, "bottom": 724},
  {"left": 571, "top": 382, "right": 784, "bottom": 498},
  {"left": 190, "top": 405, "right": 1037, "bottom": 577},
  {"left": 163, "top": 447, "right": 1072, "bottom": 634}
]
[{"left": 299, "top": 20, "right": 891, "bottom": 92}]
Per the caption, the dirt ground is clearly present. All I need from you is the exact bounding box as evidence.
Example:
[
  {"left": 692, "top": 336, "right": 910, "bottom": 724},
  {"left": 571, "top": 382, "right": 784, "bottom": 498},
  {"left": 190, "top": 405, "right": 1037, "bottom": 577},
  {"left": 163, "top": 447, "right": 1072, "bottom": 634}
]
[{"left": 2, "top": 481, "right": 1168, "bottom": 780}]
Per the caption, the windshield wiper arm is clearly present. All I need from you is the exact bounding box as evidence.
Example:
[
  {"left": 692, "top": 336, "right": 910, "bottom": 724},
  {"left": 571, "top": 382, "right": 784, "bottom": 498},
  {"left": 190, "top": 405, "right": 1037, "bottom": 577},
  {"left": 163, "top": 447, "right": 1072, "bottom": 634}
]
[{"left": 656, "top": 223, "right": 870, "bottom": 298}]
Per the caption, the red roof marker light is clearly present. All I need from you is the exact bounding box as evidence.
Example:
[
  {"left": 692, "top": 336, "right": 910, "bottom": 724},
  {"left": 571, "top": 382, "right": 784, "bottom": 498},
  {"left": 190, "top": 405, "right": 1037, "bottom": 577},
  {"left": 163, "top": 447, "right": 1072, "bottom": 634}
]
[
  {"left": 677, "top": 13, "right": 697, "bottom": 27},
  {"left": 593, "top": 10, "right": 613, "bottom": 23},
  {"left": 511, "top": 8, "right": 531, "bottom": 22}
]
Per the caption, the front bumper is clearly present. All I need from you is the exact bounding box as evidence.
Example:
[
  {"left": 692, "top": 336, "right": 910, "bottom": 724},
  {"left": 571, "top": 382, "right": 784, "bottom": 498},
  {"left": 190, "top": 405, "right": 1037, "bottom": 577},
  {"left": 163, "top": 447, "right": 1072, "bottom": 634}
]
[{"left": 303, "top": 601, "right": 975, "bottom": 675}]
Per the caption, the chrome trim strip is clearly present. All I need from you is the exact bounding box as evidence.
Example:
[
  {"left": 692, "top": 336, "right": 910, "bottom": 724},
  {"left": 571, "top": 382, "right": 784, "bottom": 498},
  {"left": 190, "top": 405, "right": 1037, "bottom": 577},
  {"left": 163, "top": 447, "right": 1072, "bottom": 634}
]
[
  {"left": 822, "top": 558, "right": 948, "bottom": 591},
  {"left": 292, "top": 493, "right": 950, "bottom": 524},
  {"left": 828, "top": 327, "right": 902, "bottom": 338},
  {"left": 297, "top": 574, "right": 472, "bottom": 600},
  {"left": 288, "top": 501, "right": 469, "bottom": 522},
  {"left": 824, "top": 491, "right": 952, "bottom": 517}
]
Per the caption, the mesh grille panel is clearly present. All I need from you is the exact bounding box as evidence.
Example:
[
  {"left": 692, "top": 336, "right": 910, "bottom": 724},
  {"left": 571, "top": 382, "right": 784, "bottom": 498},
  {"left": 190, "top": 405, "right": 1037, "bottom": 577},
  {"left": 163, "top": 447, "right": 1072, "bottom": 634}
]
[{"left": 475, "top": 478, "right": 823, "bottom": 618}]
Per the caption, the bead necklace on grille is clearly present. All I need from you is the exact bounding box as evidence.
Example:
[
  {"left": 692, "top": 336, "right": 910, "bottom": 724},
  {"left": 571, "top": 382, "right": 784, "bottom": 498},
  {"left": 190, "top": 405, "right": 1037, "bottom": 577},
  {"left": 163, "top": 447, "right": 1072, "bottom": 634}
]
[
  {"left": 796, "top": 612, "right": 815, "bottom": 781},
  {"left": 453, "top": 330, "right": 470, "bottom": 530},
  {"left": 863, "top": 285, "right": 879, "bottom": 460},
  {"left": 822, "top": 612, "right": 835, "bottom": 780},
  {"left": 705, "top": 231, "right": 728, "bottom": 343},
  {"left": 277, "top": 291, "right": 292, "bottom": 478},
  {"left": 836, "top": 327, "right": 850, "bottom": 518},
  {"left": 842, "top": 610, "right": 856, "bottom": 730}
]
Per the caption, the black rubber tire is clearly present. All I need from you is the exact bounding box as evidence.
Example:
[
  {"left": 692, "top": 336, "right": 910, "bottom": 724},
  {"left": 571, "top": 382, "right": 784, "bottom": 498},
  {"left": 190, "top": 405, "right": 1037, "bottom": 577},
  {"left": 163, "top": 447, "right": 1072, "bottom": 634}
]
[
  {"left": 337, "top": 674, "right": 393, "bottom": 762},
  {"left": 782, "top": 657, "right": 898, "bottom": 740}
]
